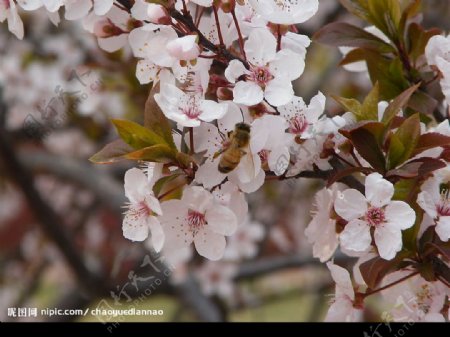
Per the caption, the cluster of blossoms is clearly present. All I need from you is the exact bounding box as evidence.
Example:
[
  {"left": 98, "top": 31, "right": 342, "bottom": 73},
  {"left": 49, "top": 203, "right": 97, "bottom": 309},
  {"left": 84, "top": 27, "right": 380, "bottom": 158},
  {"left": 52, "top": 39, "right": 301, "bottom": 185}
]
[{"left": 3, "top": 0, "right": 450, "bottom": 322}]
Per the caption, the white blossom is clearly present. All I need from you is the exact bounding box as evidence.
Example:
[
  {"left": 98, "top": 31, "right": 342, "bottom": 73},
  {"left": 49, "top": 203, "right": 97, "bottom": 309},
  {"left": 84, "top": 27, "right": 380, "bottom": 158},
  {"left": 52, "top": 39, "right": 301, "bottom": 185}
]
[{"left": 335, "top": 173, "right": 416, "bottom": 260}]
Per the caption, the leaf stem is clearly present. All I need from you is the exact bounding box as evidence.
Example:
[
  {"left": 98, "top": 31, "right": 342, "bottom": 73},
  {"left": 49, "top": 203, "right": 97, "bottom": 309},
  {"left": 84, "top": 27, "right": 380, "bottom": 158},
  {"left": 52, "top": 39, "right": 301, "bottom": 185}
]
[{"left": 363, "top": 271, "right": 419, "bottom": 298}]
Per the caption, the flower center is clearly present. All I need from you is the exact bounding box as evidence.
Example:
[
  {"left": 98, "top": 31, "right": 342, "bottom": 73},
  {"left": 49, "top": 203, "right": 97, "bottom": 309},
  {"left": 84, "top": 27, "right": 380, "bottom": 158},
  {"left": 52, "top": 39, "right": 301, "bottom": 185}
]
[
  {"left": 187, "top": 209, "right": 206, "bottom": 235},
  {"left": 258, "top": 149, "right": 270, "bottom": 165},
  {"left": 179, "top": 95, "right": 201, "bottom": 119},
  {"left": 127, "top": 201, "right": 151, "bottom": 221},
  {"left": 288, "top": 114, "right": 308, "bottom": 135},
  {"left": 413, "top": 284, "right": 433, "bottom": 314},
  {"left": 365, "top": 207, "right": 385, "bottom": 227},
  {"left": 275, "top": 0, "right": 295, "bottom": 12},
  {"left": 94, "top": 18, "right": 124, "bottom": 38},
  {"left": 437, "top": 183, "right": 450, "bottom": 216},
  {"left": 248, "top": 66, "right": 273, "bottom": 87}
]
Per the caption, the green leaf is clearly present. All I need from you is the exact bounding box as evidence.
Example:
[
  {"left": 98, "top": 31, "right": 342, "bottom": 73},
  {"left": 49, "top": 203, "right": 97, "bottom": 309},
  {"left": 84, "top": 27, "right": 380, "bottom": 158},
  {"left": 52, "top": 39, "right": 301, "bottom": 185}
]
[
  {"left": 89, "top": 139, "right": 134, "bottom": 164},
  {"left": 313, "top": 22, "right": 394, "bottom": 53},
  {"left": 361, "top": 82, "right": 380, "bottom": 120},
  {"left": 339, "top": 0, "right": 371, "bottom": 21},
  {"left": 364, "top": 51, "right": 409, "bottom": 100},
  {"left": 153, "top": 174, "right": 187, "bottom": 201},
  {"left": 144, "top": 83, "right": 177, "bottom": 149},
  {"left": 111, "top": 119, "right": 167, "bottom": 149},
  {"left": 332, "top": 95, "right": 362, "bottom": 118},
  {"left": 402, "top": 207, "right": 422, "bottom": 252},
  {"left": 175, "top": 152, "right": 196, "bottom": 169},
  {"left": 393, "top": 177, "right": 420, "bottom": 201},
  {"left": 124, "top": 144, "right": 177, "bottom": 163},
  {"left": 153, "top": 173, "right": 182, "bottom": 196},
  {"left": 387, "top": 113, "right": 421, "bottom": 169},
  {"left": 367, "top": 0, "right": 401, "bottom": 41},
  {"left": 381, "top": 83, "right": 421, "bottom": 125}
]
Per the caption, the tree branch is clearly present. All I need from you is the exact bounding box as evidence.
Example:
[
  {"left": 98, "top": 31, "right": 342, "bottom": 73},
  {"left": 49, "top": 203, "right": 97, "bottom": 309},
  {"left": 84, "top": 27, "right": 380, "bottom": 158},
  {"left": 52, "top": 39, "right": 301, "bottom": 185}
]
[{"left": 0, "top": 130, "right": 107, "bottom": 296}]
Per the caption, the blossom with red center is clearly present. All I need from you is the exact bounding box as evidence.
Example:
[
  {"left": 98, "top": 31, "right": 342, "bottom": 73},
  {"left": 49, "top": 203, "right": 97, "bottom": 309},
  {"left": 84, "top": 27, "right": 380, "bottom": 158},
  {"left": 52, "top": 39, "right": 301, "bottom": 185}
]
[
  {"left": 248, "top": 66, "right": 274, "bottom": 87},
  {"left": 122, "top": 165, "right": 165, "bottom": 252},
  {"left": 155, "top": 84, "right": 228, "bottom": 127},
  {"left": 249, "top": 0, "right": 319, "bottom": 25},
  {"left": 279, "top": 92, "right": 326, "bottom": 141},
  {"left": 225, "top": 29, "right": 304, "bottom": 107},
  {"left": 381, "top": 270, "right": 448, "bottom": 321},
  {"left": 418, "top": 167, "right": 450, "bottom": 242},
  {"left": 335, "top": 173, "right": 416, "bottom": 260},
  {"left": 365, "top": 207, "right": 386, "bottom": 227},
  {"left": 159, "top": 186, "right": 237, "bottom": 260},
  {"left": 187, "top": 209, "right": 206, "bottom": 236}
]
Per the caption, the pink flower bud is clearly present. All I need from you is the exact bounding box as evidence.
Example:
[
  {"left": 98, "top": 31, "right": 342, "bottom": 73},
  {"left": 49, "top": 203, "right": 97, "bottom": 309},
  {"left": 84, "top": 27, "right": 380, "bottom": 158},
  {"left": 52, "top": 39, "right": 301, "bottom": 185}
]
[
  {"left": 93, "top": 18, "right": 123, "bottom": 38},
  {"left": 166, "top": 35, "right": 200, "bottom": 61},
  {"left": 147, "top": 4, "right": 171, "bottom": 24}
]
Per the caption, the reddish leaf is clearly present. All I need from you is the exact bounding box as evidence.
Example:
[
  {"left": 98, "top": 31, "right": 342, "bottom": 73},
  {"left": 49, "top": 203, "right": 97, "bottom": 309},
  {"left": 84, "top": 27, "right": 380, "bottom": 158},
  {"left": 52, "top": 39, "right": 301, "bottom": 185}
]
[
  {"left": 340, "top": 122, "right": 386, "bottom": 172},
  {"left": 327, "top": 166, "right": 373, "bottom": 187},
  {"left": 408, "top": 23, "right": 441, "bottom": 62},
  {"left": 386, "top": 157, "right": 446, "bottom": 179},
  {"left": 381, "top": 83, "right": 421, "bottom": 125},
  {"left": 412, "top": 132, "right": 450, "bottom": 157},
  {"left": 408, "top": 90, "right": 438, "bottom": 116},
  {"left": 441, "top": 147, "right": 450, "bottom": 161},
  {"left": 359, "top": 256, "right": 402, "bottom": 289},
  {"left": 313, "top": 22, "right": 394, "bottom": 52},
  {"left": 339, "top": 48, "right": 366, "bottom": 67}
]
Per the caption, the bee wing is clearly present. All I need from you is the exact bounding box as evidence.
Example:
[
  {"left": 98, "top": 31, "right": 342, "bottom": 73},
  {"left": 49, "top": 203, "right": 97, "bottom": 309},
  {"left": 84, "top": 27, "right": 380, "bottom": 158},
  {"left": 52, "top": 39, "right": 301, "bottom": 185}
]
[{"left": 237, "top": 145, "right": 257, "bottom": 183}]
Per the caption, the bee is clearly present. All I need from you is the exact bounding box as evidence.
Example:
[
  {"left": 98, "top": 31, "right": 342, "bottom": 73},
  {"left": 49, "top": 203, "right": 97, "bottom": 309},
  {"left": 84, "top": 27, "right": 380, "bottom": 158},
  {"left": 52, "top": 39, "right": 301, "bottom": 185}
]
[{"left": 216, "top": 123, "right": 252, "bottom": 174}]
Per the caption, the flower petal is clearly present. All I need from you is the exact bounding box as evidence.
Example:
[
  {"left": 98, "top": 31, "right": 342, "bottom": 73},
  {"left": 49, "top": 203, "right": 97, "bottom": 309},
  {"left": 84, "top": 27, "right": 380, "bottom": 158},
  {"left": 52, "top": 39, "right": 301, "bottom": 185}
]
[
  {"left": 148, "top": 216, "right": 164, "bottom": 252},
  {"left": 334, "top": 189, "right": 367, "bottom": 221},
  {"left": 384, "top": 201, "right": 416, "bottom": 230},
  {"left": 232, "top": 81, "right": 264, "bottom": 106},
  {"left": 245, "top": 29, "right": 276, "bottom": 66},
  {"left": 365, "top": 172, "right": 394, "bottom": 207},
  {"left": 160, "top": 200, "right": 194, "bottom": 247},
  {"left": 224, "top": 60, "right": 247, "bottom": 83},
  {"left": 340, "top": 219, "right": 371, "bottom": 253},
  {"left": 194, "top": 228, "right": 226, "bottom": 260},
  {"left": 124, "top": 168, "right": 148, "bottom": 203},
  {"left": 264, "top": 77, "right": 294, "bottom": 107},
  {"left": 94, "top": 0, "right": 114, "bottom": 15},
  {"left": 436, "top": 216, "right": 450, "bottom": 242},
  {"left": 182, "top": 186, "right": 214, "bottom": 213},
  {"left": 270, "top": 48, "right": 305, "bottom": 81},
  {"left": 199, "top": 100, "right": 228, "bottom": 122},
  {"left": 205, "top": 205, "right": 237, "bottom": 236},
  {"left": 374, "top": 226, "right": 402, "bottom": 260},
  {"left": 195, "top": 158, "right": 227, "bottom": 189},
  {"left": 417, "top": 191, "right": 438, "bottom": 218},
  {"left": 326, "top": 262, "right": 354, "bottom": 300},
  {"left": 122, "top": 212, "right": 149, "bottom": 241}
]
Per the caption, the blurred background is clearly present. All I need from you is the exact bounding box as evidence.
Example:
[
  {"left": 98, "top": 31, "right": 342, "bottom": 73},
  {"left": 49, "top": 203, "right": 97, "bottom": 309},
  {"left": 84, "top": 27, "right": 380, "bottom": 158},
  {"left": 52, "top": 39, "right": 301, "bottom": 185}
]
[{"left": 0, "top": 0, "right": 449, "bottom": 323}]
